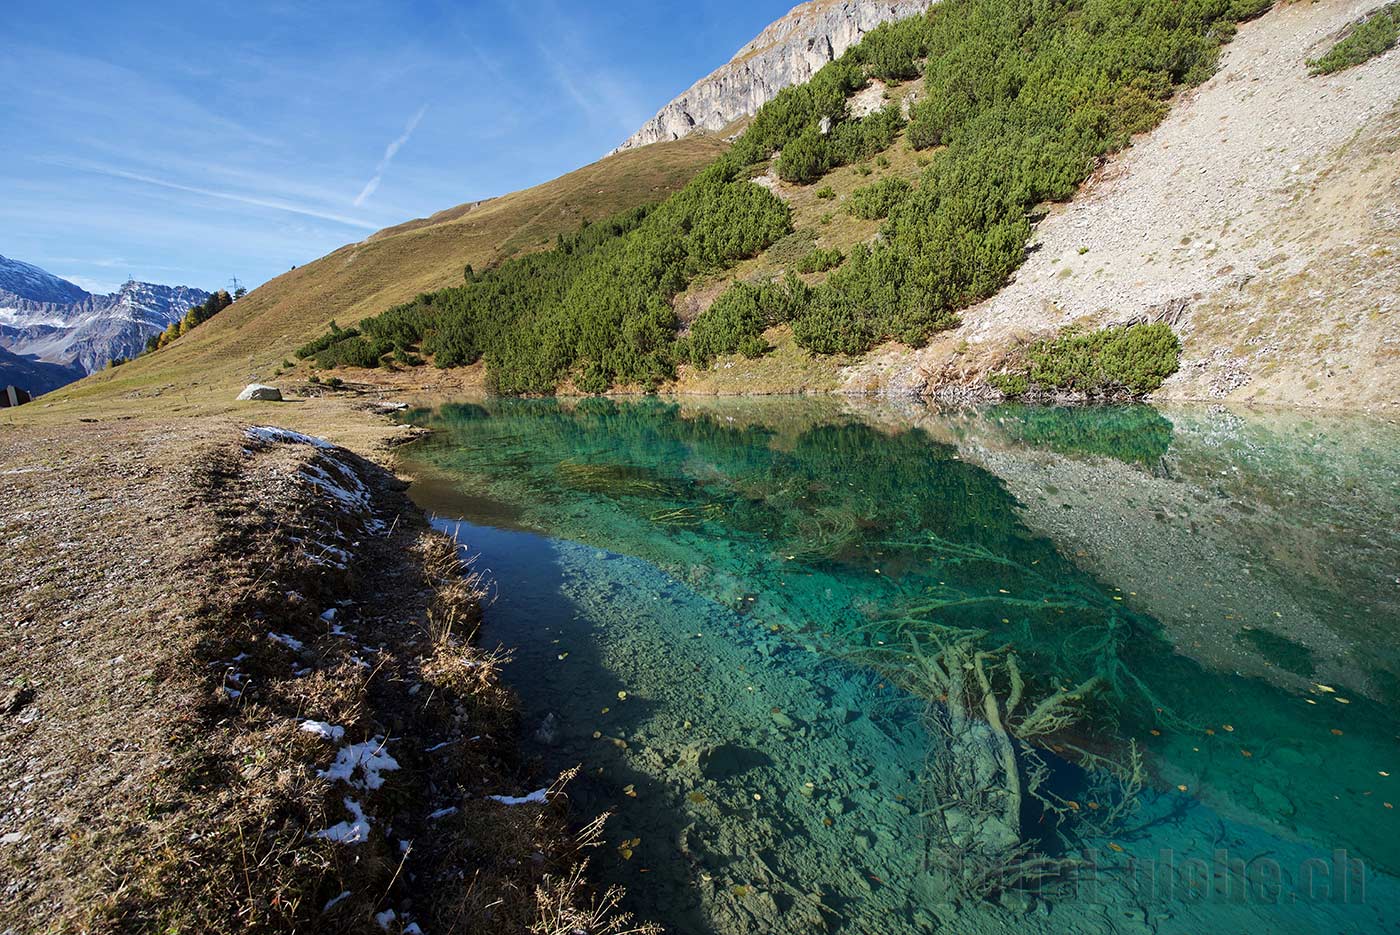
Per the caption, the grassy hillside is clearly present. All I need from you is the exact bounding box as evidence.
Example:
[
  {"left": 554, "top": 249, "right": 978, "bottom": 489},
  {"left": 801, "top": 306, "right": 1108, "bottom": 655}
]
[
  {"left": 300, "top": 0, "right": 1273, "bottom": 397},
  {"left": 34, "top": 136, "right": 726, "bottom": 415}
]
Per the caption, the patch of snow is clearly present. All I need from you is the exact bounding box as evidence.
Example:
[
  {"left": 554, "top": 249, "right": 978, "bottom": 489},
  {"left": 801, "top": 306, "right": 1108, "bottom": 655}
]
[
  {"left": 319, "top": 607, "right": 338, "bottom": 622},
  {"left": 426, "top": 806, "right": 458, "bottom": 820},
  {"left": 375, "top": 909, "right": 396, "bottom": 931},
  {"left": 320, "top": 738, "right": 399, "bottom": 790},
  {"left": 314, "top": 798, "right": 371, "bottom": 844},
  {"left": 300, "top": 459, "right": 371, "bottom": 512},
  {"left": 424, "top": 739, "right": 456, "bottom": 753},
  {"left": 323, "top": 890, "right": 352, "bottom": 912},
  {"left": 245, "top": 426, "right": 335, "bottom": 449},
  {"left": 487, "top": 788, "right": 548, "bottom": 806},
  {"left": 268, "top": 632, "right": 304, "bottom": 652},
  {"left": 299, "top": 720, "right": 346, "bottom": 742},
  {"left": 403, "top": 924, "right": 423, "bottom": 934}
]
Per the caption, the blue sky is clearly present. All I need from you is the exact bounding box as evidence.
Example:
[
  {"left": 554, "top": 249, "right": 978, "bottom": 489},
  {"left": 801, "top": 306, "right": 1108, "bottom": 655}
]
[{"left": 0, "top": 0, "right": 794, "bottom": 295}]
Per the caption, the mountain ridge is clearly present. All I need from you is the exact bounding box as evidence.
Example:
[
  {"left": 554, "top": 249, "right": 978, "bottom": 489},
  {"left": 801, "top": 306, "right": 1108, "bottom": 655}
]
[
  {"left": 611, "top": 0, "right": 935, "bottom": 153},
  {"left": 0, "top": 256, "right": 210, "bottom": 388}
]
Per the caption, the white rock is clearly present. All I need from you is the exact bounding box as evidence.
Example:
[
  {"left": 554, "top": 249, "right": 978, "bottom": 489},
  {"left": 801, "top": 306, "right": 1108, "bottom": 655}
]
[{"left": 237, "top": 383, "right": 283, "bottom": 401}]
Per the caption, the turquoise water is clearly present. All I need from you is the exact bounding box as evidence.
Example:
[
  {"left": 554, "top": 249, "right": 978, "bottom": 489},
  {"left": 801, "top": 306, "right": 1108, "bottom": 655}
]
[{"left": 401, "top": 397, "right": 1400, "bottom": 934}]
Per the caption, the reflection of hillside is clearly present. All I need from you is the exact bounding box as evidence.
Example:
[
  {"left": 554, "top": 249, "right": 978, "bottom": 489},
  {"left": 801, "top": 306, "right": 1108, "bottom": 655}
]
[{"left": 841, "top": 399, "right": 1400, "bottom": 703}]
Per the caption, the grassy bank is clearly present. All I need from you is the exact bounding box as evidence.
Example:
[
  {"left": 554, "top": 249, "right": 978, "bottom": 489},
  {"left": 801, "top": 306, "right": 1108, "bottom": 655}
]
[{"left": 0, "top": 415, "right": 654, "bottom": 934}]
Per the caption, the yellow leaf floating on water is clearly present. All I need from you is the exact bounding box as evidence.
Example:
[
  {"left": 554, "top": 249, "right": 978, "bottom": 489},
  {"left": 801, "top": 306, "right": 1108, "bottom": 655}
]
[
  {"left": 1108, "top": 842, "right": 1124, "bottom": 853},
  {"left": 1178, "top": 785, "right": 1189, "bottom": 792},
  {"left": 617, "top": 691, "right": 628, "bottom": 701},
  {"left": 557, "top": 652, "right": 569, "bottom": 660},
  {"left": 1316, "top": 684, "right": 1337, "bottom": 694},
  {"left": 623, "top": 784, "right": 637, "bottom": 798},
  {"left": 1381, "top": 771, "right": 1391, "bottom": 777},
  {"left": 1223, "top": 724, "right": 1234, "bottom": 732},
  {"left": 1332, "top": 729, "right": 1345, "bottom": 736}
]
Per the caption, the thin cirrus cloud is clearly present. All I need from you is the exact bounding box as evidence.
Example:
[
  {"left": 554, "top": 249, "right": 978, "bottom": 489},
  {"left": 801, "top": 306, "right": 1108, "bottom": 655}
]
[
  {"left": 50, "top": 159, "right": 380, "bottom": 232},
  {"left": 353, "top": 105, "right": 429, "bottom": 208}
]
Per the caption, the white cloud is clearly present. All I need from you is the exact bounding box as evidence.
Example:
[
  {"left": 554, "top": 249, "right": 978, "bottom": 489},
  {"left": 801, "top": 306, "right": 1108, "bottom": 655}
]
[
  {"left": 57, "top": 273, "right": 120, "bottom": 295},
  {"left": 53, "top": 160, "right": 379, "bottom": 231},
  {"left": 353, "top": 105, "right": 428, "bottom": 207}
]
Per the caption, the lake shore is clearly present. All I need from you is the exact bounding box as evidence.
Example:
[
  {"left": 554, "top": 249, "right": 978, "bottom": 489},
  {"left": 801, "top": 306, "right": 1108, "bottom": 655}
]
[{"left": 0, "top": 407, "right": 657, "bottom": 934}]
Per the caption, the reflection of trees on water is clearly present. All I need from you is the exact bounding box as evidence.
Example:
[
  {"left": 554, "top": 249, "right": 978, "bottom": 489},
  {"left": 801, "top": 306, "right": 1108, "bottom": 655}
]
[{"left": 406, "top": 398, "right": 1400, "bottom": 882}]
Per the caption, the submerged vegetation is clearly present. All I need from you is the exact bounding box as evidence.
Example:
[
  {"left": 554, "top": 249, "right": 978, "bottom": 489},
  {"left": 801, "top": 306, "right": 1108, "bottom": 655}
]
[
  {"left": 1308, "top": 2, "right": 1399, "bottom": 75},
  {"left": 402, "top": 399, "right": 1400, "bottom": 911},
  {"left": 990, "top": 322, "right": 1182, "bottom": 399},
  {"left": 306, "top": 0, "right": 1268, "bottom": 393}
]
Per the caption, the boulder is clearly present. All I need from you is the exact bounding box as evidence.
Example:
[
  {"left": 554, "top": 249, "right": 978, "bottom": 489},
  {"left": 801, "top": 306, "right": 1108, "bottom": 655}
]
[{"left": 237, "top": 384, "right": 282, "bottom": 401}]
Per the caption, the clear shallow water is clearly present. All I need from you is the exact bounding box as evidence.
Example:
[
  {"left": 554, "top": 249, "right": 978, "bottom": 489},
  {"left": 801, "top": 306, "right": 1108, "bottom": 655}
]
[{"left": 401, "top": 397, "right": 1400, "bottom": 934}]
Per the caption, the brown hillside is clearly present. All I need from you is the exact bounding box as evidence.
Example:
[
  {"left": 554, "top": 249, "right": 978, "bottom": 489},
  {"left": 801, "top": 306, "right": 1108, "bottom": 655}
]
[{"left": 36, "top": 136, "right": 726, "bottom": 416}]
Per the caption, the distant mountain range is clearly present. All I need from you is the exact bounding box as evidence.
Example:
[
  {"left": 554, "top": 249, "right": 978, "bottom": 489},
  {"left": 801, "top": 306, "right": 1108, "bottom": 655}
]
[{"left": 0, "top": 254, "right": 209, "bottom": 394}]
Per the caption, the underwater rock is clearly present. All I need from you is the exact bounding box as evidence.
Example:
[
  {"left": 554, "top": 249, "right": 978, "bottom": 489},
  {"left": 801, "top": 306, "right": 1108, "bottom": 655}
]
[
  {"left": 533, "top": 712, "right": 560, "bottom": 746},
  {"left": 999, "top": 889, "right": 1034, "bottom": 914},
  {"left": 769, "top": 708, "right": 797, "bottom": 730},
  {"left": 1252, "top": 781, "right": 1295, "bottom": 817},
  {"left": 699, "top": 743, "right": 773, "bottom": 781}
]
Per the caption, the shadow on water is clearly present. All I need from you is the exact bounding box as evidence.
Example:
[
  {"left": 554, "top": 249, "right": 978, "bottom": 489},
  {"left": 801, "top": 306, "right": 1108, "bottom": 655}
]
[
  {"left": 429, "top": 519, "right": 722, "bottom": 934},
  {"left": 407, "top": 397, "right": 1400, "bottom": 934}
]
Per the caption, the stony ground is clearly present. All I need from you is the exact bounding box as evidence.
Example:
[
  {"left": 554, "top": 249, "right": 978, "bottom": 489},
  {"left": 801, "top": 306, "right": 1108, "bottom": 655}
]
[{"left": 847, "top": 0, "right": 1400, "bottom": 412}]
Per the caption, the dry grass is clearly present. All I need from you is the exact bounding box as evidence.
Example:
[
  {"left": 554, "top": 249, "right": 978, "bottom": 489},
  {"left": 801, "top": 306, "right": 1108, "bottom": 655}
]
[
  {"left": 25, "top": 136, "right": 725, "bottom": 423},
  {"left": 675, "top": 326, "right": 848, "bottom": 394},
  {"left": 0, "top": 418, "right": 655, "bottom": 934}
]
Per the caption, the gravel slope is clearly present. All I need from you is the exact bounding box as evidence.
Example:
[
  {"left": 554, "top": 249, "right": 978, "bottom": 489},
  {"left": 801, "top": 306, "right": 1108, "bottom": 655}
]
[{"left": 847, "top": 0, "right": 1400, "bottom": 411}]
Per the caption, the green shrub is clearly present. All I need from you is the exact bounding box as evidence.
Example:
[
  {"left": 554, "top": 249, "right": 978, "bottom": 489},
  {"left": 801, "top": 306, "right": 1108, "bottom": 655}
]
[
  {"left": 816, "top": 185, "right": 837, "bottom": 200},
  {"left": 777, "top": 128, "right": 832, "bottom": 184},
  {"left": 988, "top": 372, "right": 1029, "bottom": 397},
  {"left": 1005, "top": 323, "right": 1182, "bottom": 397},
  {"left": 295, "top": 322, "right": 358, "bottom": 359},
  {"left": 796, "top": 247, "right": 845, "bottom": 273},
  {"left": 685, "top": 276, "right": 810, "bottom": 366},
  {"left": 847, "top": 177, "right": 913, "bottom": 219},
  {"left": 314, "top": 335, "right": 392, "bottom": 369},
  {"left": 1309, "top": 2, "right": 1399, "bottom": 75}
]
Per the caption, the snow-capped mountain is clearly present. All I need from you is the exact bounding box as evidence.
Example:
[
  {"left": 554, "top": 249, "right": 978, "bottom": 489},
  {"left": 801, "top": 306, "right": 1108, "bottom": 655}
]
[
  {"left": 0, "top": 254, "right": 90, "bottom": 307},
  {"left": 0, "top": 255, "right": 210, "bottom": 386}
]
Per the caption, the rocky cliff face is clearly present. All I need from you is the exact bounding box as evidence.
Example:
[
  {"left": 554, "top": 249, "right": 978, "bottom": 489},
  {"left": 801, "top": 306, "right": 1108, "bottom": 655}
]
[{"left": 612, "top": 0, "right": 935, "bottom": 154}]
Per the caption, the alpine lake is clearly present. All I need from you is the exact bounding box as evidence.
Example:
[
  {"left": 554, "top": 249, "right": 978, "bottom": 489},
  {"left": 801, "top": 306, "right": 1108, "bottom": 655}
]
[{"left": 396, "top": 396, "right": 1400, "bottom": 935}]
